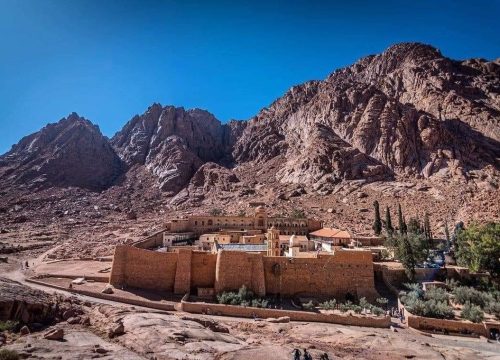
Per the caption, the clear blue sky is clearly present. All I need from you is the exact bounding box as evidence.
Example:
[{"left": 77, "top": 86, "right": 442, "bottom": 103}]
[{"left": 0, "top": 0, "right": 499, "bottom": 154}]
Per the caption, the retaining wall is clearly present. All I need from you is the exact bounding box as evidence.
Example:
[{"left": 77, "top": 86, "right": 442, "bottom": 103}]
[
  {"left": 180, "top": 298, "right": 390, "bottom": 328},
  {"left": 406, "top": 309, "right": 489, "bottom": 337}
]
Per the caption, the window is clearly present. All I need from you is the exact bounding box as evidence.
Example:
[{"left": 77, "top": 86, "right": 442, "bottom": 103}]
[{"left": 208, "top": 220, "right": 213, "bottom": 226}]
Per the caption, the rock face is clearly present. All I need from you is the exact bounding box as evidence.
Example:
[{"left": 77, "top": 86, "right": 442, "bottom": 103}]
[
  {"left": 0, "top": 277, "right": 57, "bottom": 324},
  {"left": 111, "top": 104, "right": 244, "bottom": 195},
  {"left": 233, "top": 43, "right": 500, "bottom": 188},
  {"left": 0, "top": 113, "right": 123, "bottom": 191},
  {"left": 0, "top": 43, "right": 498, "bottom": 217}
]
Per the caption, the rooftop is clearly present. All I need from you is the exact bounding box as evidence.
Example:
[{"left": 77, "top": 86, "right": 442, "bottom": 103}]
[
  {"left": 310, "top": 228, "right": 351, "bottom": 239},
  {"left": 215, "top": 243, "right": 268, "bottom": 252}
]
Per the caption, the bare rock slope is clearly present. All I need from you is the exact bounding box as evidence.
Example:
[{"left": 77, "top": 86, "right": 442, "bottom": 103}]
[
  {"left": 234, "top": 43, "right": 500, "bottom": 192},
  {"left": 0, "top": 113, "right": 123, "bottom": 192},
  {"left": 111, "top": 104, "right": 244, "bottom": 195}
]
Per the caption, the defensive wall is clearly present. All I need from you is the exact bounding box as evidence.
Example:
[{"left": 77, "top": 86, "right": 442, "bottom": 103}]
[
  {"left": 179, "top": 294, "right": 390, "bottom": 328},
  {"left": 109, "top": 245, "right": 379, "bottom": 300}
]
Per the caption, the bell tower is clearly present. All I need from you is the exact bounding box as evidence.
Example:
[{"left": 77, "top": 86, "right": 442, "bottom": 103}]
[{"left": 266, "top": 227, "right": 280, "bottom": 256}]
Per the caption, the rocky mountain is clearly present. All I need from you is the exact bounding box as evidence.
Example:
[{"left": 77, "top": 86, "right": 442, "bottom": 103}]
[
  {"left": 0, "top": 113, "right": 123, "bottom": 192},
  {"left": 0, "top": 43, "right": 499, "bottom": 233},
  {"left": 233, "top": 43, "right": 500, "bottom": 193},
  {"left": 111, "top": 104, "right": 244, "bottom": 195}
]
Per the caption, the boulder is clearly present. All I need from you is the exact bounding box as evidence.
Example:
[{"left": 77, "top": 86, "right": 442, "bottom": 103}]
[
  {"left": 108, "top": 322, "right": 124, "bottom": 338},
  {"left": 44, "top": 328, "right": 64, "bottom": 341},
  {"left": 67, "top": 316, "right": 81, "bottom": 324},
  {"left": 101, "top": 284, "right": 114, "bottom": 294},
  {"left": 62, "top": 309, "right": 76, "bottom": 320},
  {"left": 20, "top": 325, "right": 30, "bottom": 335}
]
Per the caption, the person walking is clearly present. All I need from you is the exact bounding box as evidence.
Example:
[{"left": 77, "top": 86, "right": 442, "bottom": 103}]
[
  {"left": 303, "top": 348, "right": 312, "bottom": 360},
  {"left": 292, "top": 348, "right": 301, "bottom": 360}
]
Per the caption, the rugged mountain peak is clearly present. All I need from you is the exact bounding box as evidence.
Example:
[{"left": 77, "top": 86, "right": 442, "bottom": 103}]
[
  {"left": 233, "top": 42, "right": 500, "bottom": 192},
  {"left": 111, "top": 104, "right": 241, "bottom": 195},
  {"left": 0, "top": 113, "right": 123, "bottom": 191}
]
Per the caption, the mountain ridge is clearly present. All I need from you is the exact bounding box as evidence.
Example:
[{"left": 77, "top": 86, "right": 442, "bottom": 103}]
[{"left": 0, "top": 42, "right": 498, "bottom": 230}]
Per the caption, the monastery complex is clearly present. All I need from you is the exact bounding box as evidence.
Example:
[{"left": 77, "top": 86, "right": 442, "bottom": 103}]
[{"left": 109, "top": 207, "right": 383, "bottom": 301}]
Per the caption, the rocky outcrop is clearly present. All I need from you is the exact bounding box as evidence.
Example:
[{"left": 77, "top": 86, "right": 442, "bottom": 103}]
[
  {"left": 170, "top": 162, "right": 241, "bottom": 206},
  {"left": 111, "top": 104, "right": 242, "bottom": 195},
  {"left": 0, "top": 277, "right": 57, "bottom": 324},
  {"left": 0, "top": 113, "right": 123, "bottom": 191}
]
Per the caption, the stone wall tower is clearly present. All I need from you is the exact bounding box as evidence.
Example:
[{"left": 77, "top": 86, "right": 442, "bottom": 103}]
[{"left": 266, "top": 227, "right": 280, "bottom": 256}]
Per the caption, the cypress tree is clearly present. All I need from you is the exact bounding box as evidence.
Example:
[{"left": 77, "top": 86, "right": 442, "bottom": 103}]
[
  {"left": 424, "top": 212, "right": 432, "bottom": 247},
  {"left": 444, "top": 219, "right": 450, "bottom": 249},
  {"left": 385, "top": 206, "right": 394, "bottom": 236},
  {"left": 372, "top": 200, "right": 382, "bottom": 236},
  {"left": 398, "top": 204, "right": 405, "bottom": 235}
]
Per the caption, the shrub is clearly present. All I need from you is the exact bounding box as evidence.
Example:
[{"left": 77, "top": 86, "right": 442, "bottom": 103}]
[
  {"left": 359, "top": 297, "right": 369, "bottom": 309},
  {"left": 485, "top": 301, "right": 500, "bottom": 320},
  {"left": 302, "top": 300, "right": 315, "bottom": 311},
  {"left": 339, "top": 301, "right": 353, "bottom": 313},
  {"left": 250, "top": 298, "right": 269, "bottom": 308},
  {"left": 424, "top": 287, "right": 449, "bottom": 303},
  {"left": 0, "top": 320, "right": 19, "bottom": 332},
  {"left": 238, "top": 285, "right": 254, "bottom": 302},
  {"left": 403, "top": 296, "right": 454, "bottom": 320},
  {"left": 0, "top": 349, "right": 20, "bottom": 360},
  {"left": 352, "top": 305, "right": 363, "bottom": 314},
  {"left": 445, "top": 278, "right": 460, "bottom": 290},
  {"left": 319, "top": 299, "right": 336, "bottom": 310},
  {"left": 452, "top": 286, "right": 493, "bottom": 308},
  {"left": 216, "top": 286, "right": 269, "bottom": 308},
  {"left": 371, "top": 306, "right": 384, "bottom": 316},
  {"left": 461, "top": 302, "right": 484, "bottom": 323}
]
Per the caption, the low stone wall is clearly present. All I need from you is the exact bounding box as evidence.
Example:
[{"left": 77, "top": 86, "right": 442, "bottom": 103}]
[
  {"left": 26, "top": 278, "right": 176, "bottom": 311},
  {"left": 180, "top": 298, "right": 390, "bottom": 328},
  {"left": 406, "top": 311, "right": 488, "bottom": 337},
  {"left": 398, "top": 300, "right": 495, "bottom": 338}
]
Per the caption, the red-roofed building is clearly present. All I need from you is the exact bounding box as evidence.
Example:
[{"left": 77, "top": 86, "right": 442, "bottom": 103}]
[{"left": 309, "top": 228, "right": 352, "bottom": 251}]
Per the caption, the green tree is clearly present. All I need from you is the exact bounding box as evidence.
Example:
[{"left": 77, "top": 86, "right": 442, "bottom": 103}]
[
  {"left": 407, "top": 217, "right": 422, "bottom": 235},
  {"left": 455, "top": 222, "right": 500, "bottom": 277},
  {"left": 385, "top": 206, "right": 394, "bottom": 236},
  {"left": 396, "top": 234, "right": 417, "bottom": 281},
  {"left": 373, "top": 201, "right": 382, "bottom": 236},
  {"left": 407, "top": 232, "right": 429, "bottom": 263},
  {"left": 444, "top": 219, "right": 450, "bottom": 250},
  {"left": 423, "top": 212, "right": 433, "bottom": 248},
  {"left": 398, "top": 204, "right": 407, "bottom": 235}
]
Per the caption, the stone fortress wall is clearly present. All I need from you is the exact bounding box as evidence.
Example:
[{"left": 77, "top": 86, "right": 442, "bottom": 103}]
[{"left": 109, "top": 245, "right": 379, "bottom": 300}]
